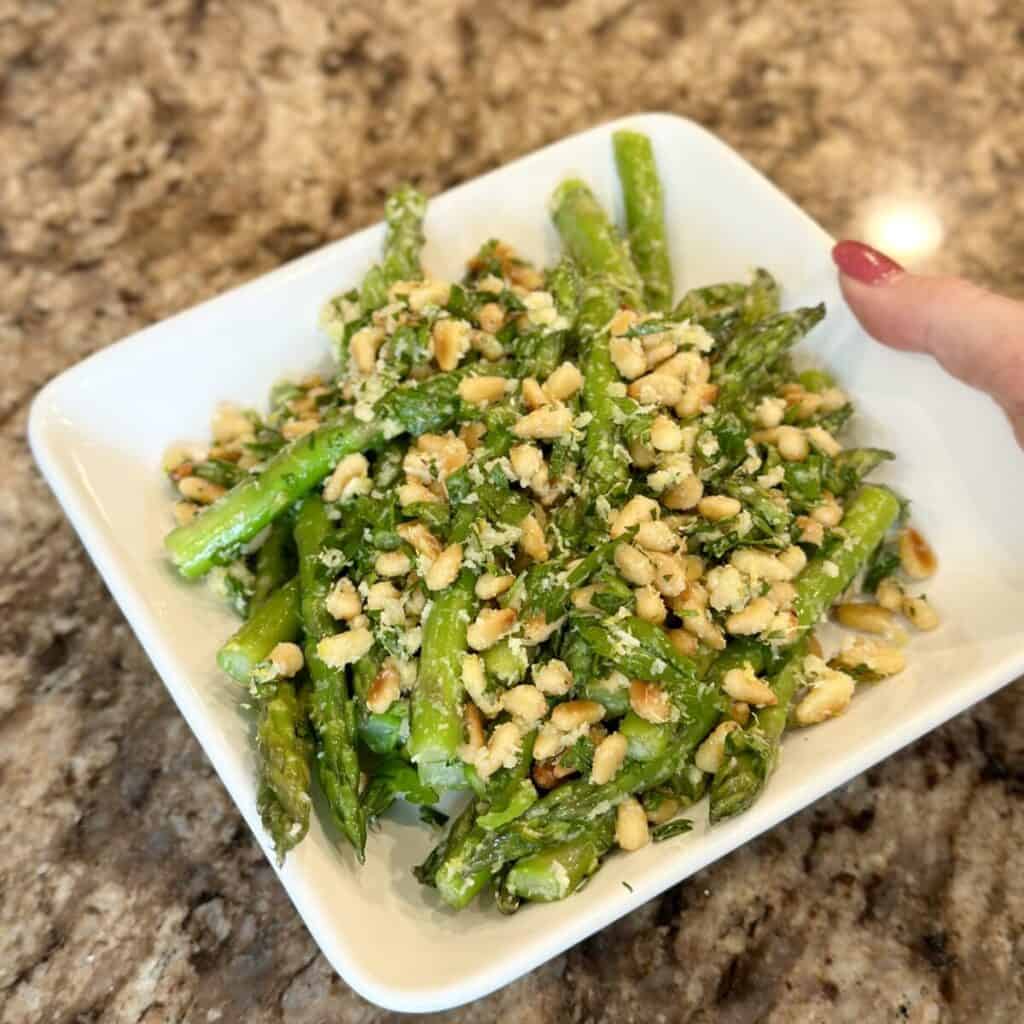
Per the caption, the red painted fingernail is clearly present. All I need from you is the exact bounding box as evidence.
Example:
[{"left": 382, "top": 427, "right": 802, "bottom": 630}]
[{"left": 832, "top": 240, "right": 904, "bottom": 284}]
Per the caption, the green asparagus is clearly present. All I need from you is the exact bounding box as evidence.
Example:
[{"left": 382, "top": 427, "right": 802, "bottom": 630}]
[
  {"left": 613, "top": 130, "right": 673, "bottom": 312},
  {"left": 163, "top": 132, "right": 936, "bottom": 913}
]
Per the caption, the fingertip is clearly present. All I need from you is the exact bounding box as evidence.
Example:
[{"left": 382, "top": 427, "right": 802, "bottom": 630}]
[{"left": 832, "top": 240, "right": 904, "bottom": 285}]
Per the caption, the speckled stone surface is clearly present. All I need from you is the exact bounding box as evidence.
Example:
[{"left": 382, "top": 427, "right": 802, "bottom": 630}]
[{"left": 3, "top": 2, "right": 1024, "bottom": 1021}]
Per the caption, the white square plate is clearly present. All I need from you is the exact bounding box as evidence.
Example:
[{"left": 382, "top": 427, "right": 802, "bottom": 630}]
[{"left": 29, "top": 113, "right": 1024, "bottom": 1012}]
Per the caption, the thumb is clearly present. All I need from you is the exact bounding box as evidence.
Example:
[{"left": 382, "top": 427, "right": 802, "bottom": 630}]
[{"left": 832, "top": 240, "right": 1024, "bottom": 447}]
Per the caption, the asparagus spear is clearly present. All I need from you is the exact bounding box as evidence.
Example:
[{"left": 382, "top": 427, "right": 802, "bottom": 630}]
[
  {"left": 165, "top": 371, "right": 463, "bottom": 579},
  {"left": 255, "top": 679, "right": 313, "bottom": 862},
  {"left": 408, "top": 571, "right": 478, "bottom": 782},
  {"left": 550, "top": 178, "right": 644, "bottom": 310},
  {"left": 359, "top": 185, "right": 428, "bottom": 311},
  {"left": 294, "top": 495, "right": 366, "bottom": 858},
  {"left": 716, "top": 305, "right": 826, "bottom": 413},
  {"left": 503, "top": 812, "right": 615, "bottom": 902},
  {"left": 709, "top": 484, "right": 902, "bottom": 821},
  {"left": 217, "top": 578, "right": 301, "bottom": 684},
  {"left": 252, "top": 515, "right": 295, "bottom": 608},
  {"left": 613, "top": 129, "right": 673, "bottom": 312},
  {"left": 551, "top": 181, "right": 643, "bottom": 499}
]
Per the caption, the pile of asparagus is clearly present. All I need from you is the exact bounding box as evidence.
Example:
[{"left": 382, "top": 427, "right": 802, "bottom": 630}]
[{"left": 163, "top": 130, "right": 932, "bottom": 911}]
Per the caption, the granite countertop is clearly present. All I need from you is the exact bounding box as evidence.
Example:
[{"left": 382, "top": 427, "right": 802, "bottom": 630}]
[{"left": 3, "top": 1, "right": 1024, "bottom": 1021}]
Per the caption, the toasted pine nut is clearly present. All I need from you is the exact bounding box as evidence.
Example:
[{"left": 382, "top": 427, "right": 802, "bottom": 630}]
[
  {"left": 395, "top": 522, "right": 440, "bottom": 562},
  {"left": 475, "top": 573, "right": 516, "bottom": 600},
  {"left": 468, "top": 720, "right": 523, "bottom": 780},
  {"left": 648, "top": 551, "right": 689, "bottom": 598},
  {"left": 591, "top": 733, "right": 628, "bottom": 785},
  {"left": 610, "top": 308, "right": 640, "bottom": 336},
  {"left": 398, "top": 480, "right": 442, "bottom": 507},
  {"left": 544, "top": 362, "right": 583, "bottom": 402},
  {"left": 211, "top": 403, "right": 253, "bottom": 444},
  {"left": 629, "top": 680, "right": 672, "bottom": 724},
  {"left": 513, "top": 406, "right": 573, "bottom": 440},
  {"left": 615, "top": 543, "right": 655, "bottom": 586},
  {"left": 458, "top": 375, "right": 507, "bottom": 405},
  {"left": 533, "top": 722, "right": 566, "bottom": 761},
  {"left": 722, "top": 666, "right": 777, "bottom": 707},
  {"left": 281, "top": 418, "right": 319, "bottom": 441},
  {"left": 806, "top": 426, "right": 842, "bottom": 457},
  {"left": 426, "top": 543, "right": 463, "bottom": 591},
  {"left": 790, "top": 392, "right": 823, "bottom": 420},
  {"left": 635, "top": 520, "right": 678, "bottom": 553},
  {"left": 755, "top": 396, "right": 786, "bottom": 428},
  {"left": 899, "top": 527, "right": 938, "bottom": 579},
  {"left": 776, "top": 425, "right": 809, "bottom": 462},
  {"left": 431, "top": 318, "right": 472, "bottom": 371},
  {"left": 795, "top": 668, "right": 855, "bottom": 725},
  {"left": 375, "top": 550, "right": 412, "bottom": 578},
  {"left": 645, "top": 796, "right": 681, "bottom": 825},
  {"left": 769, "top": 581, "right": 798, "bottom": 608},
  {"left": 730, "top": 548, "right": 793, "bottom": 582},
  {"left": 666, "top": 628, "right": 699, "bottom": 657},
  {"left": 698, "top": 494, "right": 741, "bottom": 521},
  {"left": 610, "top": 336, "right": 647, "bottom": 379},
  {"left": 350, "top": 325, "right": 385, "bottom": 375},
  {"left": 326, "top": 577, "right": 362, "bottom": 620},
  {"left": 730, "top": 701, "right": 751, "bottom": 726},
  {"left": 501, "top": 684, "right": 549, "bottom": 727},
  {"left": 695, "top": 721, "right": 740, "bottom": 773},
  {"left": 616, "top": 797, "right": 650, "bottom": 851},
  {"left": 519, "top": 513, "right": 550, "bottom": 562},
  {"left": 902, "top": 595, "right": 940, "bottom": 631},
  {"left": 533, "top": 659, "right": 573, "bottom": 696},
  {"left": 797, "top": 515, "right": 825, "bottom": 546},
  {"left": 833, "top": 637, "right": 906, "bottom": 678},
  {"left": 463, "top": 701, "right": 486, "bottom": 750},
  {"left": 628, "top": 373, "right": 685, "bottom": 406},
  {"left": 811, "top": 497, "right": 843, "bottom": 527},
  {"left": 477, "top": 302, "right": 505, "bottom": 333},
  {"left": 684, "top": 611, "right": 727, "bottom": 651},
  {"left": 726, "top": 596, "right": 777, "bottom": 636},
  {"left": 412, "top": 433, "right": 470, "bottom": 478},
  {"left": 876, "top": 577, "right": 904, "bottom": 611},
  {"left": 681, "top": 554, "right": 705, "bottom": 581},
  {"left": 650, "top": 415, "right": 684, "bottom": 452},
  {"left": 323, "top": 453, "right": 369, "bottom": 503},
  {"left": 635, "top": 585, "right": 668, "bottom": 624},
  {"left": 509, "top": 443, "right": 545, "bottom": 483},
  {"left": 835, "top": 602, "right": 895, "bottom": 635},
  {"left": 522, "top": 613, "right": 562, "bottom": 646},
  {"left": 467, "top": 608, "right": 518, "bottom": 651},
  {"left": 318, "top": 627, "right": 374, "bottom": 669},
  {"left": 820, "top": 387, "right": 848, "bottom": 412},
  {"left": 663, "top": 476, "right": 704, "bottom": 511},
  {"left": 269, "top": 642, "right": 304, "bottom": 678},
  {"left": 551, "top": 700, "right": 605, "bottom": 732},
  {"left": 408, "top": 279, "right": 451, "bottom": 311},
  {"left": 777, "top": 545, "right": 808, "bottom": 575},
  {"left": 178, "top": 476, "right": 225, "bottom": 504},
  {"left": 629, "top": 438, "right": 658, "bottom": 468},
  {"left": 367, "top": 660, "right": 401, "bottom": 714},
  {"left": 610, "top": 495, "right": 659, "bottom": 538},
  {"left": 366, "top": 581, "right": 400, "bottom": 611},
  {"left": 520, "top": 377, "right": 549, "bottom": 410},
  {"left": 463, "top": 653, "right": 501, "bottom": 717},
  {"left": 173, "top": 501, "right": 198, "bottom": 525}
]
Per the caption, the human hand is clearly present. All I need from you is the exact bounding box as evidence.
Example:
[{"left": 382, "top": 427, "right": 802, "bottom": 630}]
[{"left": 832, "top": 240, "right": 1024, "bottom": 447}]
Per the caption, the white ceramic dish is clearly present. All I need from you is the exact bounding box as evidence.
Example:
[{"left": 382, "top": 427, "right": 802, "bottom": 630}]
[{"left": 29, "top": 113, "right": 1024, "bottom": 1012}]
